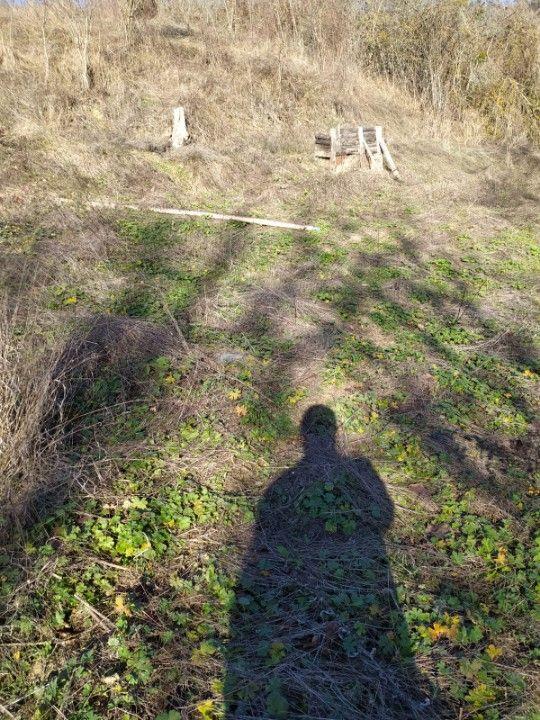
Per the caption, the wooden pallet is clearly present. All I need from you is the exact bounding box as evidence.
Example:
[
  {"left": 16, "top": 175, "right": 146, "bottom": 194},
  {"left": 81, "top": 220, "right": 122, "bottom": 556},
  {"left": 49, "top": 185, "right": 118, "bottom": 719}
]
[{"left": 315, "top": 124, "right": 399, "bottom": 178}]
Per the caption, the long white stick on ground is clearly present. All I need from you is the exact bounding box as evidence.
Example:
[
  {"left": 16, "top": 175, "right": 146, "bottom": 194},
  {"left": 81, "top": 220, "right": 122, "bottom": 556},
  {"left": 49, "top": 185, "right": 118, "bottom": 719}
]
[{"left": 89, "top": 201, "right": 320, "bottom": 232}]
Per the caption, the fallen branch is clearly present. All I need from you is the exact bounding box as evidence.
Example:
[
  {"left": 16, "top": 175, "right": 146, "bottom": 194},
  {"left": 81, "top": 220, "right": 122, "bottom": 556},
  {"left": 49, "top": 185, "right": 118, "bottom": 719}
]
[{"left": 88, "top": 201, "right": 320, "bottom": 232}]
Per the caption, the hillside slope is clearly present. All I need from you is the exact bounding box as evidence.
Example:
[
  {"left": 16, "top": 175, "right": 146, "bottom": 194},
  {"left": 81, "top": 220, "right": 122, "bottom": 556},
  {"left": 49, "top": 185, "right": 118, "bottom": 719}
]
[{"left": 0, "top": 3, "right": 539, "bottom": 720}]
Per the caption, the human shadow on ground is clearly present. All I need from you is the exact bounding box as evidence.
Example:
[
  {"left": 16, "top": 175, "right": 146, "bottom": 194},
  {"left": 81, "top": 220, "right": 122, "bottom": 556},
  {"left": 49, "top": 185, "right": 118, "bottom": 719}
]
[{"left": 225, "top": 405, "right": 446, "bottom": 720}]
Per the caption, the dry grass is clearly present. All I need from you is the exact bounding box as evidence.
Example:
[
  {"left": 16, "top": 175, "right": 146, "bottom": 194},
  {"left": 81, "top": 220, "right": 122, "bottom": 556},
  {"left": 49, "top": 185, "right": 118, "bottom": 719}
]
[
  {"left": 0, "top": 0, "right": 536, "bottom": 229},
  {"left": 359, "top": 0, "right": 539, "bottom": 143},
  {"left": 0, "top": 306, "right": 63, "bottom": 530},
  {"left": 0, "top": 289, "right": 177, "bottom": 524},
  {"left": 0, "top": 1, "right": 509, "bottom": 213}
]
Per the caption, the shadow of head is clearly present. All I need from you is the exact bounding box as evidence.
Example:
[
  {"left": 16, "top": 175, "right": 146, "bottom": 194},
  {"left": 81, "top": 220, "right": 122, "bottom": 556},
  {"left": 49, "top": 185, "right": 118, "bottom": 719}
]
[
  {"left": 301, "top": 403, "right": 337, "bottom": 435},
  {"left": 300, "top": 404, "right": 338, "bottom": 453},
  {"left": 289, "top": 405, "right": 395, "bottom": 534}
]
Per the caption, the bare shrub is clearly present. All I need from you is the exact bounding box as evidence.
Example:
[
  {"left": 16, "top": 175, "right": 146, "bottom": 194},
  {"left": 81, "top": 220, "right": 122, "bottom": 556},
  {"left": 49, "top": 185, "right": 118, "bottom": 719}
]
[
  {"left": 358, "top": 0, "right": 539, "bottom": 143},
  {"left": 0, "top": 307, "right": 64, "bottom": 529},
  {"left": 0, "top": 310, "right": 174, "bottom": 533}
]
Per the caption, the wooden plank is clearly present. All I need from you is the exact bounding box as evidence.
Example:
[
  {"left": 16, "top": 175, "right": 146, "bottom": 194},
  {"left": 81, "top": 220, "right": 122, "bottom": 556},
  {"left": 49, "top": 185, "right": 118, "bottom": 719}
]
[
  {"left": 357, "top": 126, "right": 365, "bottom": 167},
  {"left": 378, "top": 133, "right": 400, "bottom": 179},
  {"left": 361, "top": 126, "right": 382, "bottom": 171},
  {"left": 359, "top": 125, "right": 374, "bottom": 166},
  {"left": 89, "top": 201, "right": 320, "bottom": 232},
  {"left": 315, "top": 123, "right": 399, "bottom": 176},
  {"left": 371, "top": 126, "right": 384, "bottom": 171}
]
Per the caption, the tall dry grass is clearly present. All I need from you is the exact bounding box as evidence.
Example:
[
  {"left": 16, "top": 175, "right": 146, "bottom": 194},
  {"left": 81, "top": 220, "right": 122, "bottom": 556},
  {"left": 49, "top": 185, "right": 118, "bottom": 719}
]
[
  {"left": 0, "top": 0, "right": 537, "bottom": 151},
  {"left": 0, "top": 307, "right": 64, "bottom": 529},
  {"left": 229, "top": 0, "right": 539, "bottom": 142},
  {"left": 0, "top": 0, "right": 430, "bottom": 217}
]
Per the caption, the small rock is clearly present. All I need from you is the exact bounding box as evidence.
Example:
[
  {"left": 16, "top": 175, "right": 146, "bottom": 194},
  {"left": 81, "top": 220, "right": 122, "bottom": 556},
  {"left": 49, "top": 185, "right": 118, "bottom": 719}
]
[{"left": 216, "top": 351, "right": 246, "bottom": 365}]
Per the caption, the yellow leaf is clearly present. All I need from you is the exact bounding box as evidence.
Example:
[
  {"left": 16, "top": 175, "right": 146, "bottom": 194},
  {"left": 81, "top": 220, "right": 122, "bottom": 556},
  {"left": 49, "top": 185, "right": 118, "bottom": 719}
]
[
  {"left": 193, "top": 499, "right": 205, "bottom": 516},
  {"left": 164, "top": 374, "right": 176, "bottom": 384},
  {"left": 234, "top": 404, "right": 248, "bottom": 417},
  {"left": 196, "top": 699, "right": 215, "bottom": 719},
  {"left": 427, "top": 622, "right": 445, "bottom": 641},
  {"left": 114, "top": 595, "right": 132, "bottom": 617},
  {"left": 447, "top": 615, "right": 460, "bottom": 640},
  {"left": 426, "top": 615, "right": 460, "bottom": 642},
  {"left": 228, "top": 389, "right": 241, "bottom": 400},
  {"left": 63, "top": 296, "right": 78, "bottom": 305},
  {"left": 523, "top": 368, "right": 535, "bottom": 378},
  {"left": 495, "top": 547, "right": 507, "bottom": 566},
  {"left": 486, "top": 644, "right": 503, "bottom": 660}
]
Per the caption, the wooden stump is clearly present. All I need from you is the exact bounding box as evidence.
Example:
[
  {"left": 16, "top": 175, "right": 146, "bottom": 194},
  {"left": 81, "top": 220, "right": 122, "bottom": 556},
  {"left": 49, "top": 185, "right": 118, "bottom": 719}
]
[{"left": 171, "top": 106, "right": 188, "bottom": 150}]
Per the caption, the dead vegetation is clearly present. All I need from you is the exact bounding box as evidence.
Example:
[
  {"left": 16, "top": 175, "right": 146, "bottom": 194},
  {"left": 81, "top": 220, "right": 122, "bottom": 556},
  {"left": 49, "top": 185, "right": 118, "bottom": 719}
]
[
  {"left": 0, "top": 306, "right": 63, "bottom": 530},
  {"left": 0, "top": 0, "right": 537, "bottom": 161},
  {"left": 0, "top": 304, "right": 177, "bottom": 536}
]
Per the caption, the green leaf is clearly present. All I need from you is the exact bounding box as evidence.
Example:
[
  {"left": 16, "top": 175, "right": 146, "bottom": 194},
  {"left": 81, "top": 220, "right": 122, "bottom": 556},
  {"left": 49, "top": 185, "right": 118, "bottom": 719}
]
[{"left": 177, "top": 516, "right": 192, "bottom": 530}]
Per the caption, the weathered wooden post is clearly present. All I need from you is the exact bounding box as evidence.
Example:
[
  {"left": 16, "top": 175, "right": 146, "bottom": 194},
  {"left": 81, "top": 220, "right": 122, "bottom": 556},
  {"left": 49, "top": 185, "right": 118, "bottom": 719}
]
[
  {"left": 378, "top": 132, "right": 400, "bottom": 180},
  {"left": 362, "top": 126, "right": 384, "bottom": 172},
  {"left": 171, "top": 106, "right": 188, "bottom": 150}
]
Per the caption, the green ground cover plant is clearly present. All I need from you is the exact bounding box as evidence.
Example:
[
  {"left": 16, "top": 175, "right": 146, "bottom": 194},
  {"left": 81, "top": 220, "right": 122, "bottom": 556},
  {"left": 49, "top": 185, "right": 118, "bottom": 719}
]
[{"left": 1, "top": 197, "right": 538, "bottom": 719}]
